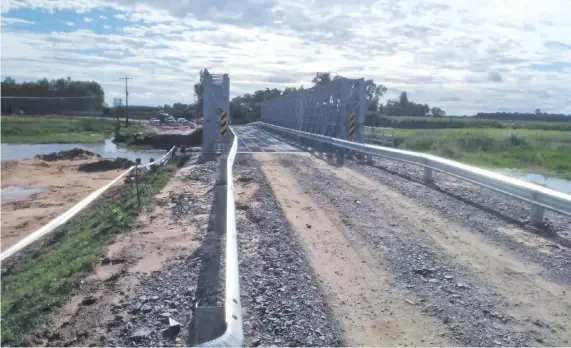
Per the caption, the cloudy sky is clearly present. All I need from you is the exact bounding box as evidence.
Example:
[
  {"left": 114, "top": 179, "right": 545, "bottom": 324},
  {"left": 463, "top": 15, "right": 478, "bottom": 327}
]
[{"left": 1, "top": 0, "right": 570, "bottom": 115}]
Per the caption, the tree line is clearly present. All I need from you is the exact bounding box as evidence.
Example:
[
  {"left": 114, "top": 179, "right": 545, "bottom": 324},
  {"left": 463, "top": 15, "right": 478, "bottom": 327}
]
[{"left": 1, "top": 77, "right": 104, "bottom": 115}]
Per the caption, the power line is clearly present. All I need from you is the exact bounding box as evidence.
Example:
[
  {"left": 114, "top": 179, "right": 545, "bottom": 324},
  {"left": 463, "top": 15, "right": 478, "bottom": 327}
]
[
  {"left": 119, "top": 76, "right": 134, "bottom": 126},
  {"left": 1, "top": 95, "right": 104, "bottom": 99}
]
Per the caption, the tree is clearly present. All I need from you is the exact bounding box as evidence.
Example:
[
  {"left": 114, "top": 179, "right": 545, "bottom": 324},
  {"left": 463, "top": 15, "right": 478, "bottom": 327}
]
[
  {"left": 193, "top": 69, "right": 210, "bottom": 117},
  {"left": 364, "top": 79, "right": 387, "bottom": 111},
  {"left": 399, "top": 91, "right": 409, "bottom": 108},
  {"left": 431, "top": 107, "right": 446, "bottom": 117},
  {"left": 535, "top": 108, "right": 541, "bottom": 115},
  {"left": 312, "top": 72, "right": 336, "bottom": 86},
  {"left": 1, "top": 76, "right": 105, "bottom": 115},
  {"left": 113, "top": 98, "right": 123, "bottom": 108}
]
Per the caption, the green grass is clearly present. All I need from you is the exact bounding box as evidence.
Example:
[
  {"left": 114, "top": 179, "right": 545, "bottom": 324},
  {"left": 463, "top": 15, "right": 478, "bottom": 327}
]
[
  {"left": 372, "top": 115, "right": 571, "bottom": 131},
  {"left": 389, "top": 128, "right": 571, "bottom": 179},
  {"left": 1, "top": 116, "right": 117, "bottom": 143},
  {"left": 0, "top": 163, "right": 177, "bottom": 346},
  {"left": 1, "top": 116, "right": 155, "bottom": 145}
]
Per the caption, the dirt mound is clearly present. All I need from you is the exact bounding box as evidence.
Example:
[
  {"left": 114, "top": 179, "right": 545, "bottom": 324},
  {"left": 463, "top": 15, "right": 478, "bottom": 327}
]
[
  {"left": 77, "top": 157, "right": 135, "bottom": 172},
  {"left": 35, "top": 148, "right": 101, "bottom": 161}
]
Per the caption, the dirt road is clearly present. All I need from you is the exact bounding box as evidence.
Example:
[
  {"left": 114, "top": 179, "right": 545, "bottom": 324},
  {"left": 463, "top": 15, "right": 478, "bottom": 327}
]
[
  {"left": 239, "top": 152, "right": 571, "bottom": 347},
  {"left": 1, "top": 159, "right": 121, "bottom": 251}
]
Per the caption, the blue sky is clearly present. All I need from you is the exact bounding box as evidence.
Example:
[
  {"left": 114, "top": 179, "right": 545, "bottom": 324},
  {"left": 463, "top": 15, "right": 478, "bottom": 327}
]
[{"left": 2, "top": 0, "right": 571, "bottom": 114}]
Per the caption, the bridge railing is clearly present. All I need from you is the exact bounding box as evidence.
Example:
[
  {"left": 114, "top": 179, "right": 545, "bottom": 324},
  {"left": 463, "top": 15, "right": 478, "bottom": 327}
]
[
  {"left": 198, "top": 126, "right": 243, "bottom": 347},
  {"left": 257, "top": 122, "right": 571, "bottom": 226},
  {"left": 0, "top": 147, "right": 176, "bottom": 261}
]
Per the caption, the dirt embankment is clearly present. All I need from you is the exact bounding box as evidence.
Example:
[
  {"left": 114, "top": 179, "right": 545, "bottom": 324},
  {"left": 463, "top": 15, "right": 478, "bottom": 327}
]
[{"left": 1, "top": 150, "right": 131, "bottom": 251}]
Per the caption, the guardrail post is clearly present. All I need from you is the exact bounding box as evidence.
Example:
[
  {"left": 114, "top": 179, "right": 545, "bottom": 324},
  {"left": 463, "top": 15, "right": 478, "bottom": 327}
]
[
  {"left": 219, "top": 155, "right": 228, "bottom": 185},
  {"left": 336, "top": 149, "right": 345, "bottom": 165},
  {"left": 366, "top": 153, "right": 373, "bottom": 165},
  {"left": 530, "top": 204, "right": 544, "bottom": 226}
]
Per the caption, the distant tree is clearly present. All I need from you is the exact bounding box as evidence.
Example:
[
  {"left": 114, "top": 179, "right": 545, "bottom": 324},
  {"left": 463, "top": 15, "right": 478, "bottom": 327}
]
[
  {"left": 535, "top": 108, "right": 541, "bottom": 115},
  {"left": 399, "top": 91, "right": 409, "bottom": 108},
  {"left": 193, "top": 69, "right": 210, "bottom": 117},
  {"left": 113, "top": 98, "right": 123, "bottom": 108},
  {"left": 0, "top": 76, "right": 105, "bottom": 115},
  {"left": 282, "top": 87, "right": 297, "bottom": 95},
  {"left": 431, "top": 107, "right": 446, "bottom": 117}
]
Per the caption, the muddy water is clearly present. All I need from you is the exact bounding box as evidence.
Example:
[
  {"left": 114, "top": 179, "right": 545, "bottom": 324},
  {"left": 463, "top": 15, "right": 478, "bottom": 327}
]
[
  {"left": 1, "top": 185, "right": 45, "bottom": 200},
  {"left": 1, "top": 138, "right": 166, "bottom": 164},
  {"left": 499, "top": 169, "right": 571, "bottom": 194}
]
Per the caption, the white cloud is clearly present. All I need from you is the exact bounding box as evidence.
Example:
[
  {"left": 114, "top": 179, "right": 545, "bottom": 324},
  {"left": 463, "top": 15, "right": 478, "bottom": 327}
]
[
  {"left": 83, "top": 17, "right": 93, "bottom": 22},
  {"left": 62, "top": 21, "right": 75, "bottom": 26},
  {"left": 1, "top": 17, "right": 35, "bottom": 25},
  {"left": 99, "top": 15, "right": 107, "bottom": 19},
  {"left": 1, "top": 0, "right": 571, "bottom": 114},
  {"left": 103, "top": 24, "right": 110, "bottom": 29}
]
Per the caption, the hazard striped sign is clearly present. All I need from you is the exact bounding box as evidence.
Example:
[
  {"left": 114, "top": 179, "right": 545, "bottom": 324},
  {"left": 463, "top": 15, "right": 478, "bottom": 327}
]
[
  {"left": 218, "top": 108, "right": 228, "bottom": 136},
  {"left": 348, "top": 111, "right": 357, "bottom": 140}
]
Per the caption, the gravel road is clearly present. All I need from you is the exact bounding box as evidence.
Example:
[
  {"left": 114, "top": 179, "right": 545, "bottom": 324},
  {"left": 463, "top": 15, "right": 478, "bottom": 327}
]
[
  {"left": 249, "top": 152, "right": 571, "bottom": 347},
  {"left": 234, "top": 154, "right": 345, "bottom": 347}
]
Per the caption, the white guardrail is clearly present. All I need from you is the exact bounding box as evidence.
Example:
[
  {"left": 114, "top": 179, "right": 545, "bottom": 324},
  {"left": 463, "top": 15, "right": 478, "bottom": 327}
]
[
  {"left": 258, "top": 122, "right": 571, "bottom": 226},
  {"left": 199, "top": 126, "right": 243, "bottom": 347},
  {"left": 0, "top": 146, "right": 176, "bottom": 262}
]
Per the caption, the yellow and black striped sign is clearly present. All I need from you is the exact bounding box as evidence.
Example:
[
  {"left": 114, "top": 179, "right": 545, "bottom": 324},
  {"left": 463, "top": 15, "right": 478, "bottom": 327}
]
[
  {"left": 348, "top": 111, "right": 357, "bottom": 140},
  {"left": 218, "top": 108, "right": 228, "bottom": 136}
]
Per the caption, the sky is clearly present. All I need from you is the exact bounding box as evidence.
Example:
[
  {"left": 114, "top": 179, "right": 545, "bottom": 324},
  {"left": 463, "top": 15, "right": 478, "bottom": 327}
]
[{"left": 1, "top": 0, "right": 571, "bottom": 115}]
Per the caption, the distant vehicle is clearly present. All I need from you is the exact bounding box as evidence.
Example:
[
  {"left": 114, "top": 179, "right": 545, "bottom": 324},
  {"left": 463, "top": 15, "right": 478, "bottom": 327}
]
[{"left": 150, "top": 118, "right": 160, "bottom": 125}]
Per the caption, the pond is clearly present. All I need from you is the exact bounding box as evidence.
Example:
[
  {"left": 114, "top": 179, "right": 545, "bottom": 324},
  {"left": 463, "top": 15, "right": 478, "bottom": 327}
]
[
  {"left": 1, "top": 185, "right": 45, "bottom": 201},
  {"left": 499, "top": 169, "right": 571, "bottom": 195},
  {"left": 1, "top": 138, "right": 166, "bottom": 165}
]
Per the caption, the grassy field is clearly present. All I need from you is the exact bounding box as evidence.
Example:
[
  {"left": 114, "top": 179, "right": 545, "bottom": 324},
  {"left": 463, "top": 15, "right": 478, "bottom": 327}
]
[
  {"left": 0, "top": 163, "right": 177, "bottom": 346},
  {"left": 1, "top": 116, "right": 154, "bottom": 144},
  {"left": 391, "top": 128, "right": 571, "bottom": 179},
  {"left": 373, "top": 115, "right": 571, "bottom": 131}
]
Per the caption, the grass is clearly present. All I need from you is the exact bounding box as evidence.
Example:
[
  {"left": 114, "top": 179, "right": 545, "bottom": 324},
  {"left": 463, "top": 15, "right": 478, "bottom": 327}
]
[
  {"left": 372, "top": 115, "right": 571, "bottom": 131},
  {"left": 389, "top": 128, "right": 571, "bottom": 179},
  {"left": 1, "top": 116, "right": 155, "bottom": 145},
  {"left": 0, "top": 162, "right": 177, "bottom": 346}
]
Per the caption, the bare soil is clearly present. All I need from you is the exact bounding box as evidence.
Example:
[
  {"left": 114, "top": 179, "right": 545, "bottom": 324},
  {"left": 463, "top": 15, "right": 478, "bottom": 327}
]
[
  {"left": 42, "top": 161, "right": 215, "bottom": 347},
  {"left": 1, "top": 158, "right": 122, "bottom": 251}
]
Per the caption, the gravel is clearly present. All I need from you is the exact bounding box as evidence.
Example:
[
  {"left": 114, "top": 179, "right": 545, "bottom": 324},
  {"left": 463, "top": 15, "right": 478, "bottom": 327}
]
[
  {"left": 345, "top": 157, "right": 571, "bottom": 284},
  {"left": 102, "top": 157, "right": 225, "bottom": 347},
  {"left": 277, "top": 154, "right": 571, "bottom": 346},
  {"left": 234, "top": 154, "right": 346, "bottom": 347}
]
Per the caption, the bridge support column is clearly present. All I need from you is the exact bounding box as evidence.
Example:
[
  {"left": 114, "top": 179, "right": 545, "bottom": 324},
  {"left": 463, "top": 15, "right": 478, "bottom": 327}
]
[{"left": 530, "top": 204, "right": 544, "bottom": 226}]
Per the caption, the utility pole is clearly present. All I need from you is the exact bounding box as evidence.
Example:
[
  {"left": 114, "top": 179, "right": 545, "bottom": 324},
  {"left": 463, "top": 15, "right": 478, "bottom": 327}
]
[{"left": 119, "top": 76, "right": 133, "bottom": 127}]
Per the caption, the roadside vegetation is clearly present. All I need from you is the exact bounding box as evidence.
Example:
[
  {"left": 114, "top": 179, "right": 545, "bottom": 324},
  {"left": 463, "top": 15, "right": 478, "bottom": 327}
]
[
  {"left": 391, "top": 128, "right": 571, "bottom": 179},
  {"left": 0, "top": 162, "right": 177, "bottom": 346},
  {"left": 373, "top": 115, "right": 571, "bottom": 131},
  {"left": 1, "top": 116, "right": 155, "bottom": 146}
]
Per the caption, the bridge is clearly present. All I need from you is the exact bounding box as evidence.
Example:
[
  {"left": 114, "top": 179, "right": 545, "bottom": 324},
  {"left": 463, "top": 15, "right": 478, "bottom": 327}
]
[{"left": 2, "top": 72, "right": 571, "bottom": 347}]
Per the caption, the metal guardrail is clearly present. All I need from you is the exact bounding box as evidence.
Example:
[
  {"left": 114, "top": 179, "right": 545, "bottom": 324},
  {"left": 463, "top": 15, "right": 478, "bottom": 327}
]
[
  {"left": 257, "top": 122, "right": 571, "bottom": 225},
  {"left": 364, "top": 126, "right": 395, "bottom": 147},
  {"left": 199, "top": 126, "right": 243, "bottom": 347},
  {"left": 0, "top": 146, "right": 176, "bottom": 261}
]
